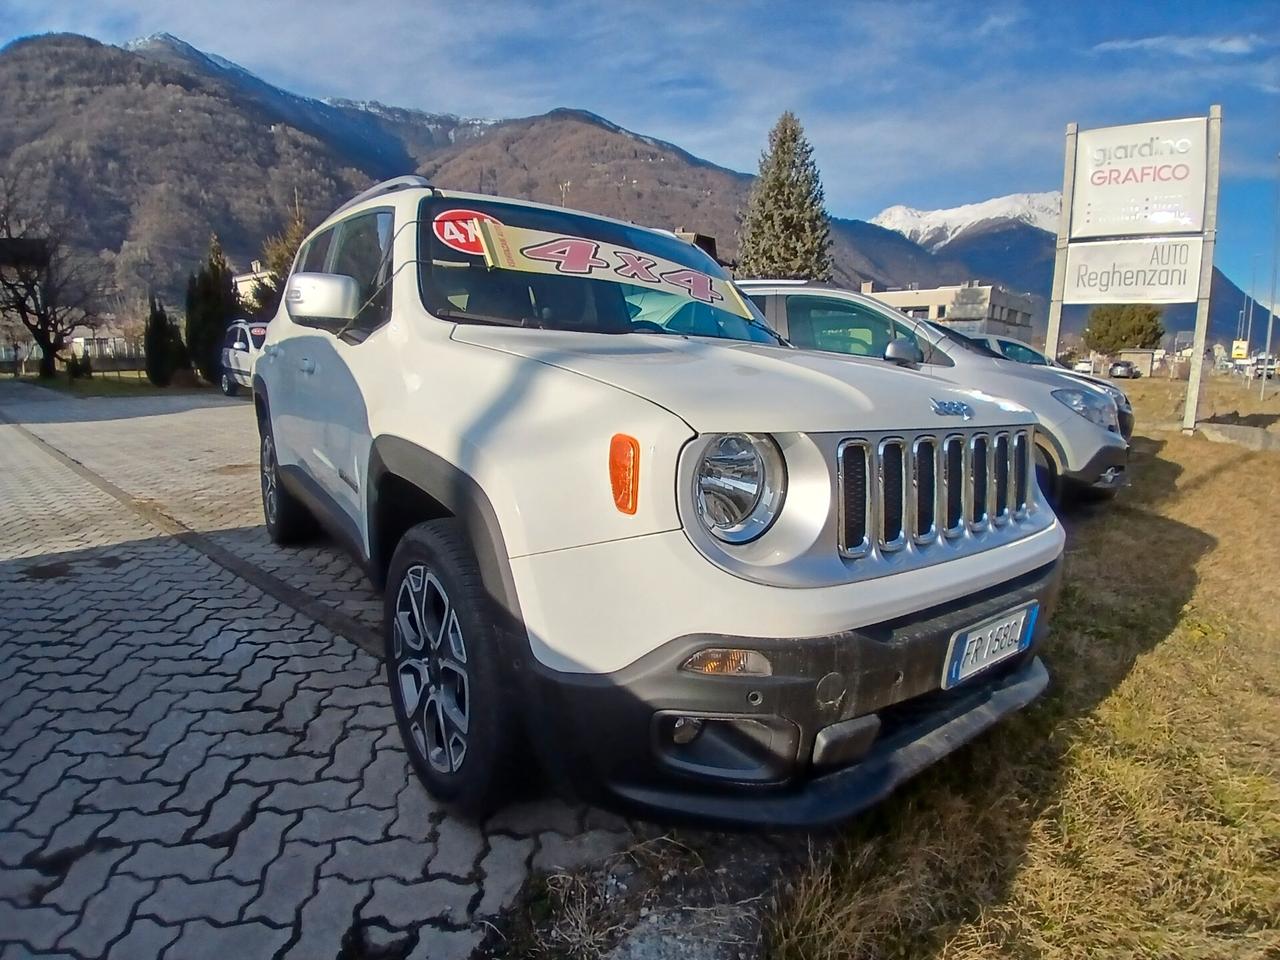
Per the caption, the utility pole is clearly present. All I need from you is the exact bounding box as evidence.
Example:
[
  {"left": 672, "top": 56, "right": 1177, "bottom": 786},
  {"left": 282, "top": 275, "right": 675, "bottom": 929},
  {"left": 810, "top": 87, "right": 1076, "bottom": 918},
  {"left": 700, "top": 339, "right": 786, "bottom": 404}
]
[
  {"left": 1246, "top": 253, "right": 1258, "bottom": 346},
  {"left": 1044, "top": 123, "right": 1077, "bottom": 360},
  {"left": 1263, "top": 151, "right": 1279, "bottom": 401}
]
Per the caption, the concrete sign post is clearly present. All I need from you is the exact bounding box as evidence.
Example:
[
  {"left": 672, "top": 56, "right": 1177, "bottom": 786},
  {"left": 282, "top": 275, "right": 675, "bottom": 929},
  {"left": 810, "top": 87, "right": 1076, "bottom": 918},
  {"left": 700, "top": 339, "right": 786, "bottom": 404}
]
[{"left": 1045, "top": 108, "right": 1221, "bottom": 432}]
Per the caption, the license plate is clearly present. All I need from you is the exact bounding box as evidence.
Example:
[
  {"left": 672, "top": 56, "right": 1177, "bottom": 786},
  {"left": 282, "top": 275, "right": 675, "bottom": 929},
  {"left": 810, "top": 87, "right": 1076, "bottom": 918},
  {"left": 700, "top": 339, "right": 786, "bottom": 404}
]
[{"left": 942, "top": 602, "right": 1038, "bottom": 689}]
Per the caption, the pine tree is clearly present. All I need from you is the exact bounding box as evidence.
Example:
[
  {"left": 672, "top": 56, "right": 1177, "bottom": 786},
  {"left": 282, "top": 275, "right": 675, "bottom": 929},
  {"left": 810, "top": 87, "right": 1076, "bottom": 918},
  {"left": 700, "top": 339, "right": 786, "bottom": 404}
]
[
  {"left": 143, "top": 293, "right": 174, "bottom": 387},
  {"left": 738, "top": 112, "right": 832, "bottom": 280},
  {"left": 185, "top": 234, "right": 240, "bottom": 383},
  {"left": 1083, "top": 304, "right": 1165, "bottom": 354},
  {"left": 251, "top": 194, "right": 310, "bottom": 318}
]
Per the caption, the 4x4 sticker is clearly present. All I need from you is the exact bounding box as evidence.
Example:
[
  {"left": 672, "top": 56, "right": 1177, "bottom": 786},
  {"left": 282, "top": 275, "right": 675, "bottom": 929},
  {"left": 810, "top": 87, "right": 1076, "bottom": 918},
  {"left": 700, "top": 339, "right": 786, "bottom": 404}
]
[
  {"left": 432, "top": 209, "right": 501, "bottom": 256},
  {"left": 474, "top": 220, "right": 749, "bottom": 318}
]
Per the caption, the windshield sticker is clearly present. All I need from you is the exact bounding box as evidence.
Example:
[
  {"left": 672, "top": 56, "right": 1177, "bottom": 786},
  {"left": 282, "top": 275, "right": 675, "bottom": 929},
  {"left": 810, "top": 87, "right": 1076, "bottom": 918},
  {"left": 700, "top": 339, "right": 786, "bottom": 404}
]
[
  {"left": 433, "top": 209, "right": 501, "bottom": 256},
  {"left": 474, "top": 220, "right": 751, "bottom": 318}
]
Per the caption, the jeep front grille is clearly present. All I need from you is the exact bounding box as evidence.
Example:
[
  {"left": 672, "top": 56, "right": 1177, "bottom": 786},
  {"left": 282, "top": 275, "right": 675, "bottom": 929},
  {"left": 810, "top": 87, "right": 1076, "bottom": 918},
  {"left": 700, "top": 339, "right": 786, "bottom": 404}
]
[{"left": 838, "top": 428, "right": 1035, "bottom": 559}]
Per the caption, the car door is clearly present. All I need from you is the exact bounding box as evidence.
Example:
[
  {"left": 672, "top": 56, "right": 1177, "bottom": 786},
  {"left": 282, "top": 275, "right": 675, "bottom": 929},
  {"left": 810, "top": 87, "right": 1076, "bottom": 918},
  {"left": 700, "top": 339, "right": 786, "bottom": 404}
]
[
  {"left": 230, "top": 325, "right": 253, "bottom": 383},
  {"left": 220, "top": 327, "right": 240, "bottom": 381},
  {"left": 270, "top": 226, "right": 336, "bottom": 473},
  {"left": 296, "top": 208, "right": 394, "bottom": 533}
]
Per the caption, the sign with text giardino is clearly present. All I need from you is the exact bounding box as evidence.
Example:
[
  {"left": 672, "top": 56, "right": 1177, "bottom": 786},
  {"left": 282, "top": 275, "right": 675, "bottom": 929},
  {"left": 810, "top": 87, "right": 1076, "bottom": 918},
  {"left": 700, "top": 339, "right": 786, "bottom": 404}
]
[{"left": 1070, "top": 117, "right": 1208, "bottom": 240}]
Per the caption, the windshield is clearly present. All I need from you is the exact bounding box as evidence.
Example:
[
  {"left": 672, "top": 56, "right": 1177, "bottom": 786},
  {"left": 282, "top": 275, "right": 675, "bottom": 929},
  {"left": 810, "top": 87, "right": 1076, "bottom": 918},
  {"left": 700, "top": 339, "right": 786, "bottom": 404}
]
[
  {"left": 925, "top": 321, "right": 1003, "bottom": 359},
  {"left": 417, "top": 198, "right": 781, "bottom": 345}
]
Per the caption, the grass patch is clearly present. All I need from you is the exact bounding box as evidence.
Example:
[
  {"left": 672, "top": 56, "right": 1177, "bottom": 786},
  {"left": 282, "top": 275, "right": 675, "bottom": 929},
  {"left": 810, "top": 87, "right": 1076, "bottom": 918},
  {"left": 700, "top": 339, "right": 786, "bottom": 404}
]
[
  {"left": 764, "top": 428, "right": 1280, "bottom": 959},
  {"left": 17, "top": 371, "right": 213, "bottom": 397}
]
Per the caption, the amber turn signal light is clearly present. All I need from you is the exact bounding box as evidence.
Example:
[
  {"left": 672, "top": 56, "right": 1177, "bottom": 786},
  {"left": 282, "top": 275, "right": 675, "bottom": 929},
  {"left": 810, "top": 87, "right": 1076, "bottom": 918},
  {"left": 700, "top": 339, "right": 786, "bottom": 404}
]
[{"left": 609, "top": 434, "right": 640, "bottom": 515}]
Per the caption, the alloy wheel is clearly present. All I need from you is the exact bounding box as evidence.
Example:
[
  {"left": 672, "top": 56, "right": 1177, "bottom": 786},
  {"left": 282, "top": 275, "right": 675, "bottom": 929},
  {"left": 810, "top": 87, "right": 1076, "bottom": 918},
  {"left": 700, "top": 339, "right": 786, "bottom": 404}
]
[
  {"left": 392, "top": 565, "right": 471, "bottom": 774},
  {"left": 261, "top": 433, "right": 278, "bottom": 526}
]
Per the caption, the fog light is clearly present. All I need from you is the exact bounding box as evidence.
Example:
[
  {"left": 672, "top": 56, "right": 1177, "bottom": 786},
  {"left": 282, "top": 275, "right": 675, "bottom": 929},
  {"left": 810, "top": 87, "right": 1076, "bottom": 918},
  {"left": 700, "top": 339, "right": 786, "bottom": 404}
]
[
  {"left": 671, "top": 716, "right": 703, "bottom": 745},
  {"left": 681, "top": 648, "right": 772, "bottom": 677}
]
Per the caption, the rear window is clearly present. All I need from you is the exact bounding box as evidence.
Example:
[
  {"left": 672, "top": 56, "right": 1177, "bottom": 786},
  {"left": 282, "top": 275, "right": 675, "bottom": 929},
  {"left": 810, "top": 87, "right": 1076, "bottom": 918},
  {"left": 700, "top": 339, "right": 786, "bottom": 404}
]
[{"left": 249, "top": 326, "right": 267, "bottom": 348}]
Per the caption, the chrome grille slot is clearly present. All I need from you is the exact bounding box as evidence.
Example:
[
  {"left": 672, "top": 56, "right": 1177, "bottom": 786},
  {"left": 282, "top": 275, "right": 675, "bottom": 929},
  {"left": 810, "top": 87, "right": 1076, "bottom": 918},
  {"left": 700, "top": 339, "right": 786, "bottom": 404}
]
[
  {"left": 1013, "top": 431, "right": 1031, "bottom": 514},
  {"left": 969, "top": 434, "right": 989, "bottom": 527},
  {"left": 837, "top": 426, "right": 1037, "bottom": 563},
  {"left": 943, "top": 435, "right": 966, "bottom": 536},
  {"left": 838, "top": 441, "right": 870, "bottom": 557},
  {"left": 993, "top": 433, "right": 1011, "bottom": 523},
  {"left": 912, "top": 437, "right": 937, "bottom": 542},
  {"left": 878, "top": 439, "right": 907, "bottom": 551}
]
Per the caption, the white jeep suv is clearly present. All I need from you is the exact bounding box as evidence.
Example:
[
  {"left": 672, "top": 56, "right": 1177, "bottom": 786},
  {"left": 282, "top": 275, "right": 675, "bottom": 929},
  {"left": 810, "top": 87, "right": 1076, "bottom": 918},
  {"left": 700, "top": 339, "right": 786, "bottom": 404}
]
[{"left": 254, "top": 177, "right": 1066, "bottom": 827}]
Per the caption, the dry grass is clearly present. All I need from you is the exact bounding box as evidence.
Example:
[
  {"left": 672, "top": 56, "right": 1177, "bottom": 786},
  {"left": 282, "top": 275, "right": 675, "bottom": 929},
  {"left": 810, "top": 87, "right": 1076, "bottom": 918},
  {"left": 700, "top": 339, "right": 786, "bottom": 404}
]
[
  {"left": 1124, "top": 375, "right": 1280, "bottom": 428},
  {"left": 765, "top": 427, "right": 1280, "bottom": 959}
]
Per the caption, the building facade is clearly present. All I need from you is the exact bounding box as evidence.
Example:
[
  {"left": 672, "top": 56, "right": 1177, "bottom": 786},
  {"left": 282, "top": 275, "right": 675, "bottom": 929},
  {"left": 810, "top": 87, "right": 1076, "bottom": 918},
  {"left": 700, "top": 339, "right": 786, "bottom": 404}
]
[{"left": 861, "top": 280, "right": 1037, "bottom": 338}]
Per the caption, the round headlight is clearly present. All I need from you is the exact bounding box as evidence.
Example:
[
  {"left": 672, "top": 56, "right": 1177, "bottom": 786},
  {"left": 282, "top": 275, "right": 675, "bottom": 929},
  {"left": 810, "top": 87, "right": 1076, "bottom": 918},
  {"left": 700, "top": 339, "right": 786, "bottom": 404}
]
[{"left": 693, "top": 433, "right": 785, "bottom": 543}]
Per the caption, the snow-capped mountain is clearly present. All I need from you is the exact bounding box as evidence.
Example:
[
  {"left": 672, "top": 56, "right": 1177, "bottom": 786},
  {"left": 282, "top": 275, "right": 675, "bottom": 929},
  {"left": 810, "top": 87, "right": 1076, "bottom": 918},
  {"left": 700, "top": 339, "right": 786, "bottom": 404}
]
[{"left": 872, "top": 192, "right": 1062, "bottom": 251}]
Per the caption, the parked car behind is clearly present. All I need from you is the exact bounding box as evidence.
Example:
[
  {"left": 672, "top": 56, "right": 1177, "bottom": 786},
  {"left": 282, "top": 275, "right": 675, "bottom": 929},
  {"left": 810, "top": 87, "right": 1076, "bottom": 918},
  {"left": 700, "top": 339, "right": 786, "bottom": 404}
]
[
  {"left": 958, "top": 333, "right": 1134, "bottom": 439},
  {"left": 219, "top": 319, "right": 267, "bottom": 396},
  {"left": 1109, "top": 359, "right": 1140, "bottom": 379},
  {"left": 253, "top": 177, "right": 1066, "bottom": 827},
  {"left": 738, "top": 281, "right": 1130, "bottom": 502}
]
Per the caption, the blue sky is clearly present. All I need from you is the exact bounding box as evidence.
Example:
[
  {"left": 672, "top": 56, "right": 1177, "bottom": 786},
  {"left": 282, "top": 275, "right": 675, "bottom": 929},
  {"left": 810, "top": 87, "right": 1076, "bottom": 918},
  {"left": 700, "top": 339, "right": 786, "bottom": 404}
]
[{"left": 3, "top": 0, "right": 1278, "bottom": 298}]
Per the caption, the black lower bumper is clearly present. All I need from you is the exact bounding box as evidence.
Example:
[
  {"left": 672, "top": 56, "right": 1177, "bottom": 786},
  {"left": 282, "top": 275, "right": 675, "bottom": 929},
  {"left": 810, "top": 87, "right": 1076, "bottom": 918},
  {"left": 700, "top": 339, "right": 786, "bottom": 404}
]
[
  {"left": 524, "top": 558, "right": 1063, "bottom": 829},
  {"left": 1063, "top": 441, "right": 1130, "bottom": 491}
]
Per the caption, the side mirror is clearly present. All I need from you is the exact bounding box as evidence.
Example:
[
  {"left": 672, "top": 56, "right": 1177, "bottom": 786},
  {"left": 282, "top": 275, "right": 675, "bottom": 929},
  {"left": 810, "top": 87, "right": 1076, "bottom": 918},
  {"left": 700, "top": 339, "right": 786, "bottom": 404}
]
[
  {"left": 284, "top": 273, "right": 361, "bottom": 329},
  {"left": 234, "top": 341, "right": 249, "bottom": 352},
  {"left": 884, "top": 338, "right": 924, "bottom": 367}
]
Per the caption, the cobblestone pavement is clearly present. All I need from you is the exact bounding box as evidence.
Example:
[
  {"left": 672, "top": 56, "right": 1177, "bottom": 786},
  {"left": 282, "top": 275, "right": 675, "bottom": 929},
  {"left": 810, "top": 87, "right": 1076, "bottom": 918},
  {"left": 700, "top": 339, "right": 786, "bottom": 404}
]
[{"left": 0, "top": 382, "right": 630, "bottom": 960}]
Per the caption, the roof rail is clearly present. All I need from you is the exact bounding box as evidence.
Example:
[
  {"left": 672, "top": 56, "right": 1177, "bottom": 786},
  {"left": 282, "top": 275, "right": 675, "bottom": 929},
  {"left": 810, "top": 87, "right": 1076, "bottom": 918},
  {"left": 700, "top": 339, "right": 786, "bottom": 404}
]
[{"left": 332, "top": 175, "right": 434, "bottom": 217}]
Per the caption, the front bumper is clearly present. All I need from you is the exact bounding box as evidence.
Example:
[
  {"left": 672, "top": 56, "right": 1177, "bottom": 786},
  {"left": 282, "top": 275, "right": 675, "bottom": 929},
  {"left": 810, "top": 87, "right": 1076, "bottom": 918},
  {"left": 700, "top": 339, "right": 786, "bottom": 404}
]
[
  {"left": 526, "top": 557, "right": 1063, "bottom": 829},
  {"left": 1063, "top": 440, "right": 1130, "bottom": 491}
]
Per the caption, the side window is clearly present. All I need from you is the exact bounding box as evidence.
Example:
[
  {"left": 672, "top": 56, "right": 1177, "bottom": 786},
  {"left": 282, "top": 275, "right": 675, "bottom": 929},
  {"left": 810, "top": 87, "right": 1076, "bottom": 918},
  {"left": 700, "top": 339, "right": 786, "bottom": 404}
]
[
  {"left": 299, "top": 228, "right": 336, "bottom": 274},
  {"left": 223, "top": 327, "right": 240, "bottom": 349},
  {"left": 999, "top": 340, "right": 1047, "bottom": 365},
  {"left": 328, "top": 210, "right": 394, "bottom": 336},
  {"left": 746, "top": 294, "right": 768, "bottom": 314},
  {"left": 784, "top": 296, "right": 894, "bottom": 357}
]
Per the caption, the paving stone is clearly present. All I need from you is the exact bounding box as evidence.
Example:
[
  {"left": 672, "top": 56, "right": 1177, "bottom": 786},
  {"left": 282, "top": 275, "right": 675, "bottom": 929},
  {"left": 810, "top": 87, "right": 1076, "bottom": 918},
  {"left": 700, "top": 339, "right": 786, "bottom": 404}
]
[
  {"left": 139, "top": 876, "right": 256, "bottom": 924},
  {"left": 84, "top": 777, "right": 178, "bottom": 813},
  {"left": 215, "top": 810, "right": 295, "bottom": 883},
  {"left": 488, "top": 798, "right": 582, "bottom": 837},
  {"left": 192, "top": 782, "right": 266, "bottom": 841},
  {"left": 244, "top": 841, "right": 331, "bottom": 925},
  {"left": 117, "top": 841, "right": 228, "bottom": 882},
  {"left": 350, "top": 750, "right": 411, "bottom": 809},
  {"left": 323, "top": 838, "right": 433, "bottom": 882},
  {"left": 533, "top": 829, "right": 629, "bottom": 873},
  {"left": 38, "top": 812, "right": 113, "bottom": 862},
  {"left": 430, "top": 818, "right": 485, "bottom": 878},
  {"left": 105, "top": 917, "right": 181, "bottom": 960},
  {"left": 161, "top": 919, "right": 290, "bottom": 960},
  {"left": 236, "top": 753, "right": 326, "bottom": 784},
  {"left": 0, "top": 867, "right": 47, "bottom": 906},
  {"left": 477, "top": 835, "right": 535, "bottom": 917},
  {"left": 298, "top": 707, "right": 352, "bottom": 753},
  {"left": 281, "top": 878, "right": 369, "bottom": 960},
  {"left": 407, "top": 926, "right": 484, "bottom": 960},
  {"left": 364, "top": 876, "right": 476, "bottom": 927},
  {"left": 389, "top": 782, "right": 441, "bottom": 843},
  {"left": 13, "top": 778, "right": 92, "bottom": 836},
  {"left": 42, "top": 845, "right": 130, "bottom": 911},
  {"left": 285, "top": 806, "right": 392, "bottom": 844},
  {"left": 100, "top": 810, "right": 198, "bottom": 845},
  {"left": 58, "top": 875, "right": 153, "bottom": 956},
  {"left": 323, "top": 735, "right": 374, "bottom": 781},
  {"left": 263, "top": 778, "right": 358, "bottom": 812},
  {"left": 0, "top": 902, "right": 76, "bottom": 951},
  {"left": 150, "top": 732, "right": 220, "bottom": 784}
]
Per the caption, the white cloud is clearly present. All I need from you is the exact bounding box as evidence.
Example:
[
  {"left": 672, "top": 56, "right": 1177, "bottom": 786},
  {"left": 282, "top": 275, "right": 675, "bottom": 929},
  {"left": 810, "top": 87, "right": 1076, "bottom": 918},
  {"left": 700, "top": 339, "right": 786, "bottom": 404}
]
[{"left": 1093, "top": 33, "right": 1269, "bottom": 58}]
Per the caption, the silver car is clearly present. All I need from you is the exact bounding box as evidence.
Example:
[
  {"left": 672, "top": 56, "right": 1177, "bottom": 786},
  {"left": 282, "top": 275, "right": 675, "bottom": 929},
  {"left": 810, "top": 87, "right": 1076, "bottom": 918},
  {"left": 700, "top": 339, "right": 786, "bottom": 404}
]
[
  {"left": 219, "top": 319, "right": 267, "bottom": 396},
  {"left": 738, "top": 281, "right": 1130, "bottom": 502}
]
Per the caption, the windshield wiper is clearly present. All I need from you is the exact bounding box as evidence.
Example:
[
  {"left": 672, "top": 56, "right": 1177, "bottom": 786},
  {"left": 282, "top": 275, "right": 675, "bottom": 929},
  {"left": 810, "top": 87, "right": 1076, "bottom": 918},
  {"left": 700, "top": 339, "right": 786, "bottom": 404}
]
[
  {"left": 745, "top": 315, "right": 790, "bottom": 346},
  {"left": 434, "top": 308, "right": 535, "bottom": 329}
]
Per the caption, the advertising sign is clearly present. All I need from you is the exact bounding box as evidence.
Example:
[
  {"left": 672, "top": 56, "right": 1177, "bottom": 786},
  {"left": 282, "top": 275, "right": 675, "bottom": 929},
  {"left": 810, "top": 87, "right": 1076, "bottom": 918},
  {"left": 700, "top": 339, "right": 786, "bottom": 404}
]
[
  {"left": 1071, "top": 117, "right": 1208, "bottom": 239},
  {"left": 1063, "top": 236, "right": 1203, "bottom": 304},
  {"left": 1232, "top": 339, "right": 1250, "bottom": 360}
]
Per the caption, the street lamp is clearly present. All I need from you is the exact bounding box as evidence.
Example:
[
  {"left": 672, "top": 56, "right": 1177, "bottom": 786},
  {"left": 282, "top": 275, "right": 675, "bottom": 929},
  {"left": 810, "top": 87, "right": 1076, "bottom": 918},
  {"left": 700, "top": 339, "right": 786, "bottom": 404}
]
[{"left": 1264, "top": 151, "right": 1280, "bottom": 402}]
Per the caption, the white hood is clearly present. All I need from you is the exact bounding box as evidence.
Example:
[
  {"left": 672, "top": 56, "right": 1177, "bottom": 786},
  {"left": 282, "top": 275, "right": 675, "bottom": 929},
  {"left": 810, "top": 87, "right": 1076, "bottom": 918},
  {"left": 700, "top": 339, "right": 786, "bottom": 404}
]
[{"left": 453, "top": 327, "right": 1034, "bottom": 433}]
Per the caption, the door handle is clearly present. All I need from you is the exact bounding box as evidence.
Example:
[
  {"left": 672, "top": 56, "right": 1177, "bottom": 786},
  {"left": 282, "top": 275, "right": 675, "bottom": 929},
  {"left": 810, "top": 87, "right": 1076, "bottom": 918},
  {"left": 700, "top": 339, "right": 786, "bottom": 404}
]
[{"left": 299, "top": 358, "right": 316, "bottom": 375}]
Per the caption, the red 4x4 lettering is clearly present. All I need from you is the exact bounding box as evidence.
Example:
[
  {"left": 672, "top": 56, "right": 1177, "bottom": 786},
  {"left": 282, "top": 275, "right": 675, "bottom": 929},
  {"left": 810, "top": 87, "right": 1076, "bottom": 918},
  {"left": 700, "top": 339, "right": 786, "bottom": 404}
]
[
  {"left": 521, "top": 238, "right": 609, "bottom": 275},
  {"left": 660, "top": 268, "right": 723, "bottom": 304}
]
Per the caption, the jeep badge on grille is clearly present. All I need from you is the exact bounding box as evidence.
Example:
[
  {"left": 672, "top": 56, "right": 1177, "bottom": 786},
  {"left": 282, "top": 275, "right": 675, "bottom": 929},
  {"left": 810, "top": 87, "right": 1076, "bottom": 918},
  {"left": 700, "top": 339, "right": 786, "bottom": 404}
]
[{"left": 931, "top": 398, "right": 975, "bottom": 420}]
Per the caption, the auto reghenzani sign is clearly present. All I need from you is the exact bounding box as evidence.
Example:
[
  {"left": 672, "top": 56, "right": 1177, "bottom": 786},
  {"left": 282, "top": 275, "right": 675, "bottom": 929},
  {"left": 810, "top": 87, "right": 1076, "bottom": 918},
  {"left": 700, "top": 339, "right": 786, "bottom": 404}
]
[
  {"left": 1063, "top": 236, "right": 1203, "bottom": 304},
  {"left": 1070, "top": 117, "right": 1208, "bottom": 240}
]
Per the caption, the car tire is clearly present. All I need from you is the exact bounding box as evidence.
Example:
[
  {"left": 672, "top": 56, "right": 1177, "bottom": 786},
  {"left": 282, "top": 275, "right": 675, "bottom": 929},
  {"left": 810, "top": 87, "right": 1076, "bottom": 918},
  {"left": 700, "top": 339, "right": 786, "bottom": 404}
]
[
  {"left": 220, "top": 371, "right": 239, "bottom": 397},
  {"left": 384, "top": 519, "right": 522, "bottom": 818},
  {"left": 259, "top": 422, "right": 314, "bottom": 544}
]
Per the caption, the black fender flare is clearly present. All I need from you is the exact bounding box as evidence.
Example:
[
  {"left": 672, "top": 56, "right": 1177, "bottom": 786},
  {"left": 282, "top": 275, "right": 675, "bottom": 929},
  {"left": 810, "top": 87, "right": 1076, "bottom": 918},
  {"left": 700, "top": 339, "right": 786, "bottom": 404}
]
[{"left": 366, "top": 436, "right": 523, "bottom": 627}]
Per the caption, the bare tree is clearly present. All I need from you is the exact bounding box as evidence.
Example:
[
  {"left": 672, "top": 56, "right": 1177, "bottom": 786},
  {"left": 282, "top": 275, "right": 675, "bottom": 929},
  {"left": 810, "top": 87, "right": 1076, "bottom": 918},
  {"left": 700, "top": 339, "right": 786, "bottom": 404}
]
[{"left": 0, "top": 174, "right": 108, "bottom": 378}]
